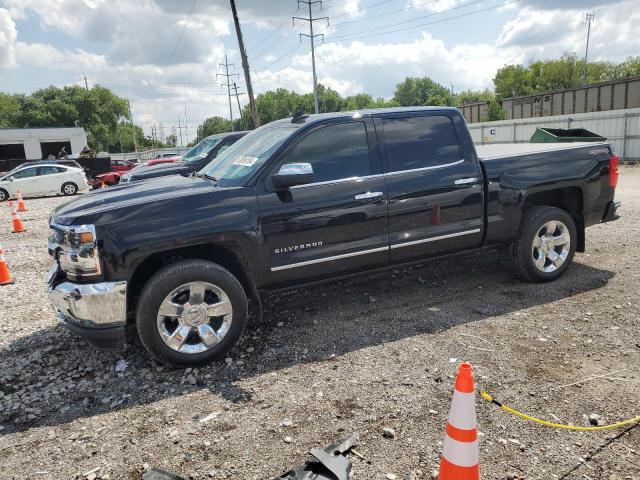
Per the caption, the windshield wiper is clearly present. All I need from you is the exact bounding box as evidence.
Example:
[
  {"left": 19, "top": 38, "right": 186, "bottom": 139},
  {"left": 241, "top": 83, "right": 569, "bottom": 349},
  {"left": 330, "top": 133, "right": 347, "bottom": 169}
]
[{"left": 192, "top": 171, "right": 217, "bottom": 182}]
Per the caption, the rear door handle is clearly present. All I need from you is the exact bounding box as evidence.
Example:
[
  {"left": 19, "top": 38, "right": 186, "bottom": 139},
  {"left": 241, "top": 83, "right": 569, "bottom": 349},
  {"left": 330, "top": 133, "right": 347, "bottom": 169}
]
[
  {"left": 454, "top": 177, "right": 478, "bottom": 185},
  {"left": 355, "top": 191, "right": 384, "bottom": 200}
]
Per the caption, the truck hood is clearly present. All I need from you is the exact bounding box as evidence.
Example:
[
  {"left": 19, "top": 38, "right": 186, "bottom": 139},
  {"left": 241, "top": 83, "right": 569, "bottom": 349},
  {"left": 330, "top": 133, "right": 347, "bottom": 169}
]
[{"left": 51, "top": 174, "right": 218, "bottom": 226}]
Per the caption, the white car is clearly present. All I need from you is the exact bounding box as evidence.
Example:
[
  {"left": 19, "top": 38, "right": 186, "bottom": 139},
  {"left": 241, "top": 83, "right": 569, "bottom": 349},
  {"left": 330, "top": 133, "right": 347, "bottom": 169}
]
[{"left": 0, "top": 163, "right": 89, "bottom": 202}]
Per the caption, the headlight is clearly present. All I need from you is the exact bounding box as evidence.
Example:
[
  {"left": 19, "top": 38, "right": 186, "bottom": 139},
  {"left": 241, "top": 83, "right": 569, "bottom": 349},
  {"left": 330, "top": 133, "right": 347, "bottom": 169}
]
[{"left": 49, "top": 224, "right": 101, "bottom": 280}]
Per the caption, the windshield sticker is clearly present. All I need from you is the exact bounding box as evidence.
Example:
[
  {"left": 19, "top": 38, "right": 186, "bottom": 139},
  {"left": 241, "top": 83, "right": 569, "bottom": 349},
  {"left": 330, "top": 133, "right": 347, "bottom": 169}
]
[{"left": 233, "top": 156, "right": 258, "bottom": 167}]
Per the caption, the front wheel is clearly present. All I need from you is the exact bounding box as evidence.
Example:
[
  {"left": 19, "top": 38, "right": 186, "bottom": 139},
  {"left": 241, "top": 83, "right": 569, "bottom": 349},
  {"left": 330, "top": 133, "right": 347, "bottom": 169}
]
[
  {"left": 135, "top": 260, "right": 248, "bottom": 366},
  {"left": 0, "top": 189, "right": 8, "bottom": 202},
  {"left": 61, "top": 182, "right": 78, "bottom": 195},
  {"left": 509, "top": 206, "right": 577, "bottom": 282}
]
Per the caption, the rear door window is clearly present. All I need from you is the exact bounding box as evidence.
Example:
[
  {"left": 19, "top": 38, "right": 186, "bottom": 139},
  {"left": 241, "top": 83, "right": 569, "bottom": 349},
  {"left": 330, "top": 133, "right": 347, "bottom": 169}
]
[
  {"left": 382, "top": 115, "right": 462, "bottom": 172},
  {"left": 284, "top": 122, "right": 370, "bottom": 183},
  {"left": 12, "top": 167, "right": 38, "bottom": 179},
  {"left": 37, "top": 166, "right": 65, "bottom": 175}
]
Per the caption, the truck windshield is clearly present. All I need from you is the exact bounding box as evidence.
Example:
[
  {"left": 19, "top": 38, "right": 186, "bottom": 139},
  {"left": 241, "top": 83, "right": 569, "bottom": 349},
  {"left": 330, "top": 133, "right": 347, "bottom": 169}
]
[
  {"left": 181, "top": 136, "right": 223, "bottom": 164},
  {"left": 200, "top": 123, "right": 296, "bottom": 187}
]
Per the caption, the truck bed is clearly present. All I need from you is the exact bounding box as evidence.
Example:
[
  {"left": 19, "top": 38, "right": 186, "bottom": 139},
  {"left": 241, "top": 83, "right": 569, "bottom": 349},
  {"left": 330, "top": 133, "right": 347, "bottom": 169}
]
[{"left": 476, "top": 142, "right": 609, "bottom": 160}]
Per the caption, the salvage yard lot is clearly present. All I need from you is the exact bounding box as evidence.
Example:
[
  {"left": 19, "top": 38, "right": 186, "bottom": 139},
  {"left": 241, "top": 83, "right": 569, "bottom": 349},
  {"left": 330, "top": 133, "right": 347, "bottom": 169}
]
[{"left": 1, "top": 167, "right": 639, "bottom": 480}]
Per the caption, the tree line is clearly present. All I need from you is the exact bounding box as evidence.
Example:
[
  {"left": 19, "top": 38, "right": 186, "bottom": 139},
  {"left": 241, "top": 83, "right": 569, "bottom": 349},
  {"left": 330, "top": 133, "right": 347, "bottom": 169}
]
[
  {"left": 1, "top": 54, "right": 638, "bottom": 151},
  {"left": 196, "top": 54, "right": 640, "bottom": 143}
]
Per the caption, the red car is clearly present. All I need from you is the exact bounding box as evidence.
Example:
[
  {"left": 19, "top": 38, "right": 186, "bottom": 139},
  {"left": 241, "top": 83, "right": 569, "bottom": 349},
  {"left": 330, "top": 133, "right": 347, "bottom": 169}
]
[
  {"left": 110, "top": 159, "right": 137, "bottom": 172},
  {"left": 143, "top": 156, "right": 180, "bottom": 166}
]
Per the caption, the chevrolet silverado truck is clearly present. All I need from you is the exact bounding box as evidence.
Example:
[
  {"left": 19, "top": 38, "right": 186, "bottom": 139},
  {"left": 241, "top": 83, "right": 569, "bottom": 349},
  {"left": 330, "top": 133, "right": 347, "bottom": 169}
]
[{"left": 47, "top": 107, "right": 621, "bottom": 366}]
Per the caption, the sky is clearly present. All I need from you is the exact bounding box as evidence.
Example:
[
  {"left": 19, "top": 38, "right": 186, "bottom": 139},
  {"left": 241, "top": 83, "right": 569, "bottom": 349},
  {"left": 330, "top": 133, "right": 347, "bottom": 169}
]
[{"left": 0, "top": 0, "right": 638, "bottom": 144}]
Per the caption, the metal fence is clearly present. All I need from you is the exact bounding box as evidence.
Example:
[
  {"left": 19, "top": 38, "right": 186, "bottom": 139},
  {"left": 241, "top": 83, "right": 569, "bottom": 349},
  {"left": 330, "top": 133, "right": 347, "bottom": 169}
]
[
  {"left": 109, "top": 147, "right": 190, "bottom": 162},
  {"left": 467, "top": 107, "right": 640, "bottom": 162}
]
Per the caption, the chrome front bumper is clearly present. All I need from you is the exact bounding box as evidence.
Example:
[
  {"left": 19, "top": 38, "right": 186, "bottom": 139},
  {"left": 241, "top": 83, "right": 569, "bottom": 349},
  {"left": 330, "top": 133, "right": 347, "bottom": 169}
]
[{"left": 48, "top": 266, "right": 127, "bottom": 349}]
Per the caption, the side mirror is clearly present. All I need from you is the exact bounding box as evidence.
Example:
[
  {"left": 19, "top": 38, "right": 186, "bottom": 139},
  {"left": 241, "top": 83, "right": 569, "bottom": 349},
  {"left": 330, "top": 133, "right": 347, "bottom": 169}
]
[
  {"left": 271, "top": 163, "right": 314, "bottom": 189},
  {"left": 7, "top": 176, "right": 14, "bottom": 182}
]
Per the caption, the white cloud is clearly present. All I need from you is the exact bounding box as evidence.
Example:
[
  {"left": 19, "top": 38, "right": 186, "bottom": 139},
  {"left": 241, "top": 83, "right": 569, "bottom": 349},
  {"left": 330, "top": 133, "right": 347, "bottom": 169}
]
[
  {"left": 261, "top": 33, "right": 519, "bottom": 98},
  {"left": 0, "top": 8, "right": 17, "bottom": 67},
  {"left": 15, "top": 42, "right": 107, "bottom": 72},
  {"left": 496, "top": 1, "right": 640, "bottom": 61},
  {"left": 408, "top": 0, "right": 460, "bottom": 13}
]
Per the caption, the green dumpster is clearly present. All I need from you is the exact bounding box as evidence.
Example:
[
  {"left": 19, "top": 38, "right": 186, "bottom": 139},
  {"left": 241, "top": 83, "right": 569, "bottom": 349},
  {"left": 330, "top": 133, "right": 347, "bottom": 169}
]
[{"left": 530, "top": 127, "right": 606, "bottom": 143}]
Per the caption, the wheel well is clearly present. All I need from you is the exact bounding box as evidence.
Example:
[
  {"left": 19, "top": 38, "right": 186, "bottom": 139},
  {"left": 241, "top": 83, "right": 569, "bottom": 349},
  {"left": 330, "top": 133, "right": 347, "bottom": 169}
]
[
  {"left": 126, "top": 243, "right": 259, "bottom": 322},
  {"left": 523, "top": 187, "right": 585, "bottom": 252}
]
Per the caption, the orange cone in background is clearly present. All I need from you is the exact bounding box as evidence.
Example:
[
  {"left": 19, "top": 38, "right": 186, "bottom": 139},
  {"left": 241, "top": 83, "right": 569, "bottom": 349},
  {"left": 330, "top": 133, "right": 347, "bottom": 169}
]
[
  {"left": 16, "top": 189, "right": 27, "bottom": 212},
  {"left": 439, "top": 362, "right": 480, "bottom": 480},
  {"left": 9, "top": 201, "right": 26, "bottom": 233},
  {"left": 0, "top": 245, "right": 14, "bottom": 285}
]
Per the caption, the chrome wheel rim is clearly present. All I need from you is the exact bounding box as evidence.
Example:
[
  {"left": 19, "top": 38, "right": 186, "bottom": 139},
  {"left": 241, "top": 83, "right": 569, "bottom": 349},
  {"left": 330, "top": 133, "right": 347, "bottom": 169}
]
[
  {"left": 531, "top": 220, "right": 571, "bottom": 273},
  {"left": 64, "top": 184, "right": 75, "bottom": 194},
  {"left": 0, "top": 191, "right": 6, "bottom": 201},
  {"left": 156, "top": 281, "right": 233, "bottom": 354}
]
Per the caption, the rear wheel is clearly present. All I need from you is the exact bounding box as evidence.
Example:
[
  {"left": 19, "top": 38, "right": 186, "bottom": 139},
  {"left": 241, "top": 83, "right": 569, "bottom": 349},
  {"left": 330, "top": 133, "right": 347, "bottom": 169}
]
[
  {"left": 135, "top": 260, "right": 248, "bottom": 367},
  {"left": 0, "top": 189, "right": 8, "bottom": 202},
  {"left": 61, "top": 182, "right": 78, "bottom": 195},
  {"left": 509, "top": 206, "right": 577, "bottom": 282}
]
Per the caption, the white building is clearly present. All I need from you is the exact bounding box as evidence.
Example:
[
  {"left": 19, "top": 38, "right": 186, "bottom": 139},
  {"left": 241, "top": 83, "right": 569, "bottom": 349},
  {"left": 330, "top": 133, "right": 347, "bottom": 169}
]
[{"left": 0, "top": 127, "right": 88, "bottom": 160}]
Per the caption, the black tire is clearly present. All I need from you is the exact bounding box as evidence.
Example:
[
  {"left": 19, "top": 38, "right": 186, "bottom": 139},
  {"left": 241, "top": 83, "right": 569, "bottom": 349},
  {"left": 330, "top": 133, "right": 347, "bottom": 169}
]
[
  {"left": 509, "top": 206, "right": 577, "bottom": 282},
  {"left": 0, "top": 189, "right": 8, "bottom": 202},
  {"left": 135, "top": 260, "right": 248, "bottom": 367},
  {"left": 61, "top": 182, "right": 78, "bottom": 195}
]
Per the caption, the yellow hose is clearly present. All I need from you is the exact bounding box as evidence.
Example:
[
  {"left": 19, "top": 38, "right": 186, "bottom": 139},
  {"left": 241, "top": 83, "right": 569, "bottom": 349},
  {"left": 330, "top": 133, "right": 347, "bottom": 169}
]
[{"left": 480, "top": 391, "right": 640, "bottom": 431}]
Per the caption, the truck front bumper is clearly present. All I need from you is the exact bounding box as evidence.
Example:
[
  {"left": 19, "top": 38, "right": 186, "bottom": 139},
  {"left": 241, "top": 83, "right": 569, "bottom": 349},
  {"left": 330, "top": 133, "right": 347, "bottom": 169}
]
[
  {"left": 602, "top": 201, "right": 621, "bottom": 223},
  {"left": 48, "top": 266, "right": 127, "bottom": 350}
]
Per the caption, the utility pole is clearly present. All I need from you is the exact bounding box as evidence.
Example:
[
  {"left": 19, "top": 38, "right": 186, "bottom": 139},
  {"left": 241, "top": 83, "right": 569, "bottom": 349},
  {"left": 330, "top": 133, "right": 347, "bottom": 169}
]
[
  {"left": 583, "top": 11, "right": 595, "bottom": 84},
  {"left": 184, "top": 105, "right": 189, "bottom": 144},
  {"left": 293, "top": 1, "right": 329, "bottom": 114},
  {"left": 217, "top": 54, "right": 239, "bottom": 130},
  {"left": 177, "top": 116, "right": 184, "bottom": 147},
  {"left": 230, "top": 0, "right": 261, "bottom": 128},
  {"left": 127, "top": 99, "right": 138, "bottom": 154},
  {"left": 83, "top": 73, "right": 89, "bottom": 91},
  {"left": 232, "top": 82, "right": 244, "bottom": 126}
]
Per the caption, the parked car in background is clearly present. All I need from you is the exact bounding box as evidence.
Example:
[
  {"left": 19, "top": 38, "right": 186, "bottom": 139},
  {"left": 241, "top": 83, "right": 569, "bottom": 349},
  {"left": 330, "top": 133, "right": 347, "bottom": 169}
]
[
  {"left": 0, "top": 163, "right": 88, "bottom": 201},
  {"left": 88, "top": 159, "right": 137, "bottom": 188},
  {"left": 120, "top": 132, "right": 247, "bottom": 184},
  {"left": 0, "top": 159, "right": 84, "bottom": 176},
  {"left": 110, "top": 159, "right": 137, "bottom": 172}
]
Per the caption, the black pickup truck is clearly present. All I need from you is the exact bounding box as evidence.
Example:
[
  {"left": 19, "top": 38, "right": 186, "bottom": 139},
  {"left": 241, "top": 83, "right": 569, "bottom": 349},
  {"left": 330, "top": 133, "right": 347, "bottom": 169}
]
[{"left": 47, "top": 107, "right": 621, "bottom": 366}]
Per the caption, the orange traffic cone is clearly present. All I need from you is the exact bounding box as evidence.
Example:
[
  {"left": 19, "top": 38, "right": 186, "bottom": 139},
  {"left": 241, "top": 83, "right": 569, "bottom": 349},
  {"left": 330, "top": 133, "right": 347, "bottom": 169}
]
[
  {"left": 439, "top": 362, "right": 479, "bottom": 480},
  {"left": 9, "top": 201, "right": 26, "bottom": 233},
  {"left": 16, "top": 189, "right": 27, "bottom": 212},
  {"left": 0, "top": 245, "right": 14, "bottom": 285}
]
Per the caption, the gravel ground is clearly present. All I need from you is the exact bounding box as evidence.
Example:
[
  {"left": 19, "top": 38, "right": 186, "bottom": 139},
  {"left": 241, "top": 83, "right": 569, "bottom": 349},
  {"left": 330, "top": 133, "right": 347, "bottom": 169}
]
[{"left": 1, "top": 168, "right": 639, "bottom": 480}]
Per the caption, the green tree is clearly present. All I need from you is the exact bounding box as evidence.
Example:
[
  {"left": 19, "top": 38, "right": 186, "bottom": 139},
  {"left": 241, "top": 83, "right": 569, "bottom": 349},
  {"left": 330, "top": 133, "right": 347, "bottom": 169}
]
[
  {"left": 0, "top": 93, "right": 24, "bottom": 127},
  {"left": 194, "top": 116, "right": 232, "bottom": 143},
  {"left": 493, "top": 64, "right": 533, "bottom": 99},
  {"left": 392, "top": 77, "right": 452, "bottom": 106}
]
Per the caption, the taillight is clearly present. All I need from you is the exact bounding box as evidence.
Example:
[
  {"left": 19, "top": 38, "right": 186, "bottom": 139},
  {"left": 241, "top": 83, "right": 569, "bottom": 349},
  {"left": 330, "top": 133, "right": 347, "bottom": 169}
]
[{"left": 609, "top": 155, "right": 619, "bottom": 188}]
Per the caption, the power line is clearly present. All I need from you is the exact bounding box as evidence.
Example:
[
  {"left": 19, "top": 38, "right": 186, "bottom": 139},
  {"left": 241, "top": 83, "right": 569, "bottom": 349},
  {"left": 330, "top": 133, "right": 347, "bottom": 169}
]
[
  {"left": 161, "top": 0, "right": 198, "bottom": 79},
  {"left": 329, "top": 0, "right": 488, "bottom": 41},
  {"left": 327, "top": 0, "right": 517, "bottom": 43},
  {"left": 293, "top": 0, "right": 329, "bottom": 114}
]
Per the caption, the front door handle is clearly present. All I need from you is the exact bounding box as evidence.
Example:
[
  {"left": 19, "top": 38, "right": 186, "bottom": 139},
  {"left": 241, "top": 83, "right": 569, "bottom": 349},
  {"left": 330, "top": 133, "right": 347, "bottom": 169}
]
[
  {"left": 355, "top": 191, "right": 384, "bottom": 200},
  {"left": 454, "top": 177, "right": 478, "bottom": 185}
]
